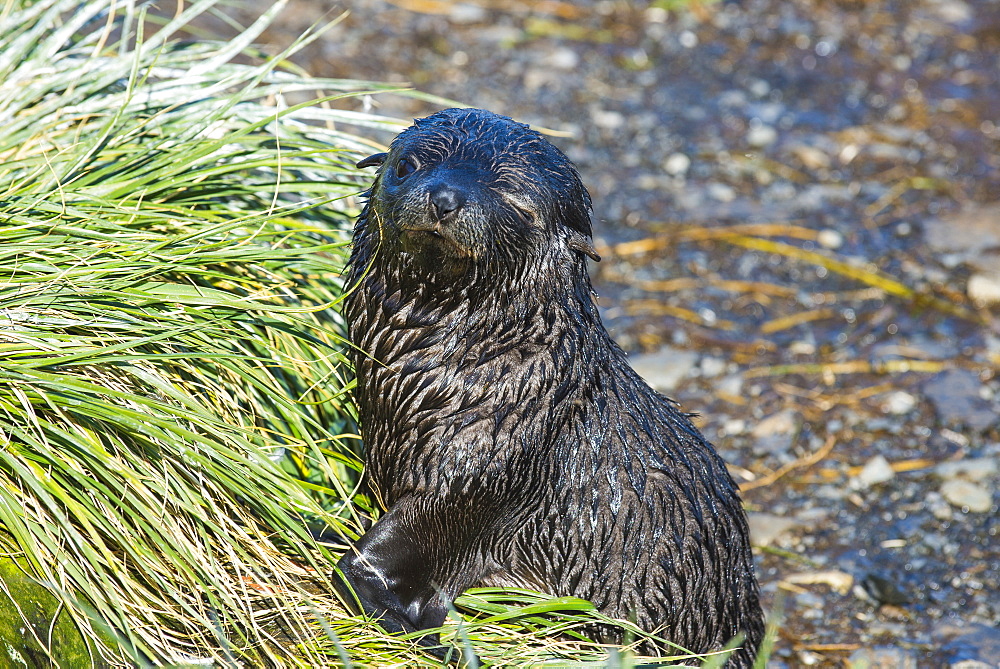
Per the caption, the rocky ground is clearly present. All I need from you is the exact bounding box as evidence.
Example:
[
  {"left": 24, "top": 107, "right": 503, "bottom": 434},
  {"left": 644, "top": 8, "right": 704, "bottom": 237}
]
[{"left": 195, "top": 0, "right": 998, "bottom": 665}]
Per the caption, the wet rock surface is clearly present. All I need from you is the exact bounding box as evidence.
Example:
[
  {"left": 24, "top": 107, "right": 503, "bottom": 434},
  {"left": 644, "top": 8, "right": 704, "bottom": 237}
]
[{"left": 190, "top": 0, "right": 1000, "bottom": 664}]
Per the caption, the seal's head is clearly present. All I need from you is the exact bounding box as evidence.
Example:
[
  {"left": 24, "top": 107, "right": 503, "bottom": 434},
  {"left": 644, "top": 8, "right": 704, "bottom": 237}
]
[{"left": 356, "top": 108, "right": 600, "bottom": 278}]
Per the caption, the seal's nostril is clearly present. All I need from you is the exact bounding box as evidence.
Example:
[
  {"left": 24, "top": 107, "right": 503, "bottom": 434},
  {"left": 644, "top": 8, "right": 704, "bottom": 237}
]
[{"left": 429, "top": 185, "right": 464, "bottom": 219}]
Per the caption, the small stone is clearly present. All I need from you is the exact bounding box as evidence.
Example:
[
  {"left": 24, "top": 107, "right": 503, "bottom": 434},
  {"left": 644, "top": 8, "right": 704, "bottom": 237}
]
[
  {"left": 747, "top": 513, "right": 799, "bottom": 547},
  {"left": 645, "top": 6, "right": 668, "bottom": 22},
  {"left": 935, "top": 622, "right": 1000, "bottom": 667},
  {"left": 752, "top": 409, "right": 798, "bottom": 438},
  {"left": 789, "top": 340, "right": 817, "bottom": 355},
  {"left": 798, "top": 650, "right": 823, "bottom": 665},
  {"left": 792, "top": 144, "right": 830, "bottom": 170},
  {"left": 881, "top": 390, "right": 917, "bottom": 415},
  {"left": 967, "top": 272, "right": 1000, "bottom": 305},
  {"left": 717, "top": 374, "right": 743, "bottom": 397},
  {"left": 814, "top": 484, "right": 847, "bottom": 501},
  {"left": 663, "top": 152, "right": 691, "bottom": 175},
  {"left": 925, "top": 491, "right": 953, "bottom": 521},
  {"left": 747, "top": 124, "right": 778, "bottom": 147},
  {"left": 629, "top": 346, "right": 699, "bottom": 392},
  {"left": 721, "top": 418, "right": 746, "bottom": 436},
  {"left": 847, "top": 646, "right": 918, "bottom": 669},
  {"left": 700, "top": 356, "right": 727, "bottom": 377},
  {"left": 751, "top": 409, "right": 798, "bottom": 455},
  {"left": 706, "top": 182, "right": 736, "bottom": 202},
  {"left": 839, "top": 143, "right": 861, "bottom": 164},
  {"left": 935, "top": 457, "right": 999, "bottom": 482},
  {"left": 923, "top": 370, "right": 997, "bottom": 432},
  {"left": 940, "top": 479, "right": 993, "bottom": 513},
  {"left": 924, "top": 203, "right": 1000, "bottom": 255},
  {"left": 447, "top": 2, "right": 487, "bottom": 23},
  {"left": 795, "top": 589, "right": 825, "bottom": 619},
  {"left": 921, "top": 531, "right": 953, "bottom": 552},
  {"left": 783, "top": 569, "right": 853, "bottom": 594},
  {"left": 748, "top": 78, "right": 771, "bottom": 98},
  {"left": 932, "top": 0, "right": 972, "bottom": 23},
  {"left": 817, "top": 228, "right": 844, "bottom": 249},
  {"left": 852, "top": 454, "right": 895, "bottom": 489},
  {"left": 591, "top": 108, "right": 625, "bottom": 129},
  {"left": 790, "top": 144, "right": 831, "bottom": 170},
  {"left": 987, "top": 335, "right": 1000, "bottom": 358},
  {"left": 544, "top": 47, "right": 579, "bottom": 70}
]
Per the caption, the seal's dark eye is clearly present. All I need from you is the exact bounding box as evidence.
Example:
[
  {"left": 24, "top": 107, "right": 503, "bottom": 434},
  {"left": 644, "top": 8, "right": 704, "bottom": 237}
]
[{"left": 395, "top": 158, "right": 417, "bottom": 179}]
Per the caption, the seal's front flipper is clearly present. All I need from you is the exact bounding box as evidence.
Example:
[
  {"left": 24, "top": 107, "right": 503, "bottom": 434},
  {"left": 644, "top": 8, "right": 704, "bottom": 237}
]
[{"left": 333, "top": 499, "right": 469, "bottom": 659}]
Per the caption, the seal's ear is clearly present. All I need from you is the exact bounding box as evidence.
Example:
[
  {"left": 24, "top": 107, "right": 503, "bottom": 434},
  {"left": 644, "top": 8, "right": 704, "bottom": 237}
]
[
  {"left": 357, "top": 153, "right": 388, "bottom": 169},
  {"left": 567, "top": 229, "right": 601, "bottom": 262}
]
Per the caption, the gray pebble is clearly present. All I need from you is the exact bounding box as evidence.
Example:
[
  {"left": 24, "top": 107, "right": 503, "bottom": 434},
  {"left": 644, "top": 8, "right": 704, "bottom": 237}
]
[
  {"left": 881, "top": 390, "right": 917, "bottom": 415},
  {"left": 847, "top": 646, "right": 918, "bottom": 669},
  {"left": 699, "top": 356, "right": 727, "bottom": 377},
  {"left": 935, "top": 457, "right": 999, "bottom": 483},
  {"left": 747, "top": 512, "right": 799, "bottom": 547},
  {"left": 939, "top": 479, "right": 993, "bottom": 513},
  {"left": 629, "top": 346, "right": 699, "bottom": 393},
  {"left": 717, "top": 373, "right": 744, "bottom": 397},
  {"left": 817, "top": 228, "right": 844, "bottom": 249},
  {"left": 721, "top": 418, "right": 747, "bottom": 436},
  {"left": 751, "top": 409, "right": 798, "bottom": 455},
  {"left": 752, "top": 409, "right": 798, "bottom": 438},
  {"left": 446, "top": 2, "right": 487, "bottom": 24},
  {"left": 852, "top": 454, "right": 896, "bottom": 489},
  {"left": 923, "top": 370, "right": 997, "bottom": 431},
  {"left": 663, "top": 152, "right": 691, "bottom": 175},
  {"left": 968, "top": 271, "right": 1000, "bottom": 305},
  {"left": 706, "top": 182, "right": 737, "bottom": 202},
  {"left": 925, "top": 491, "right": 954, "bottom": 521},
  {"left": 747, "top": 124, "right": 778, "bottom": 147}
]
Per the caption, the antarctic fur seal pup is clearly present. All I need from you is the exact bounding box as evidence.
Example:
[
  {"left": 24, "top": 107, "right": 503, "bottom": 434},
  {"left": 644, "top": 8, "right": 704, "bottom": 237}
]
[{"left": 336, "top": 107, "right": 763, "bottom": 666}]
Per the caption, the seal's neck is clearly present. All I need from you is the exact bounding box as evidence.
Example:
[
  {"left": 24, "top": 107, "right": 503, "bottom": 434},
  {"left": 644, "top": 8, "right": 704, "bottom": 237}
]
[{"left": 346, "top": 213, "right": 603, "bottom": 353}]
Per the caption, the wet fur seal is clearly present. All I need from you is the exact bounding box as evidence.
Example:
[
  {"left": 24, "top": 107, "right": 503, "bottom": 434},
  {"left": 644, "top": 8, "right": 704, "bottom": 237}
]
[{"left": 335, "top": 107, "right": 763, "bottom": 665}]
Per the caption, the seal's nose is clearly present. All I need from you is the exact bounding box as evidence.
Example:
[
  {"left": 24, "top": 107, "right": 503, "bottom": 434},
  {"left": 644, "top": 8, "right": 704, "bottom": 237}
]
[{"left": 429, "top": 184, "right": 465, "bottom": 220}]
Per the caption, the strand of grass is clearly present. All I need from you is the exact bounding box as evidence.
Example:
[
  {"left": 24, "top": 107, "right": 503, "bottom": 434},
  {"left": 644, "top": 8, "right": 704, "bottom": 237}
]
[
  {"left": 326, "top": 587, "right": 709, "bottom": 667},
  {"left": 743, "top": 358, "right": 950, "bottom": 379},
  {"left": 619, "top": 299, "right": 737, "bottom": 329},
  {"left": 603, "top": 223, "right": 981, "bottom": 324},
  {"left": 755, "top": 546, "right": 824, "bottom": 568},
  {"left": 598, "top": 264, "right": 800, "bottom": 299},
  {"left": 864, "top": 175, "right": 949, "bottom": 223},
  {"left": 752, "top": 597, "right": 783, "bottom": 669},
  {"left": 603, "top": 222, "right": 822, "bottom": 256},
  {"left": 759, "top": 308, "right": 839, "bottom": 334},
  {"left": 720, "top": 234, "right": 982, "bottom": 323},
  {"left": 740, "top": 435, "right": 837, "bottom": 492}
]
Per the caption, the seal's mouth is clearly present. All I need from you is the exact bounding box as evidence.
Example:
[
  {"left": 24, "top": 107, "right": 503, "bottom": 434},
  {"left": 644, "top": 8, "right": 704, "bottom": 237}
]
[
  {"left": 399, "top": 220, "right": 443, "bottom": 236},
  {"left": 398, "top": 220, "right": 473, "bottom": 260}
]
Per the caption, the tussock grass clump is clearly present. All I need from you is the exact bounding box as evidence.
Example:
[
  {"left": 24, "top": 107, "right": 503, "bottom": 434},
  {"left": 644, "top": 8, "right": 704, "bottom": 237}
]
[{"left": 0, "top": 0, "right": 406, "bottom": 664}]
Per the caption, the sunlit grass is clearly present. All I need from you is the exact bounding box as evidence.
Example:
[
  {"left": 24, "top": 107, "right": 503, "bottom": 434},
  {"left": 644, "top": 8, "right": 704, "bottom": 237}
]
[{"left": 0, "top": 0, "right": 405, "bottom": 664}]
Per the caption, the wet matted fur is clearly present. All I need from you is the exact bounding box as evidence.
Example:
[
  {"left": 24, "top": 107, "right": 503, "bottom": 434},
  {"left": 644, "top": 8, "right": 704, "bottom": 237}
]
[{"left": 336, "top": 108, "right": 763, "bottom": 666}]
